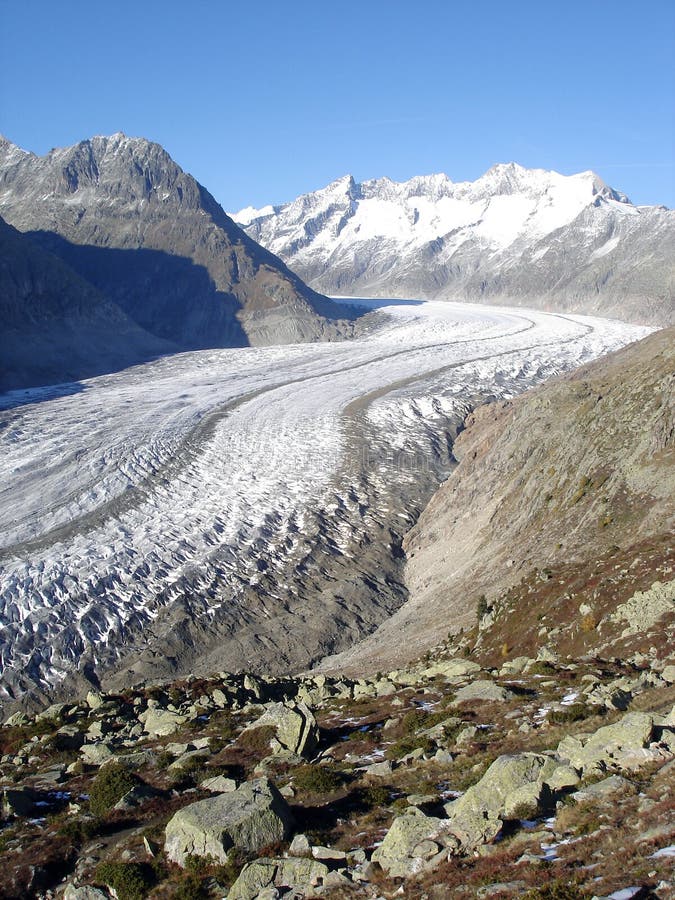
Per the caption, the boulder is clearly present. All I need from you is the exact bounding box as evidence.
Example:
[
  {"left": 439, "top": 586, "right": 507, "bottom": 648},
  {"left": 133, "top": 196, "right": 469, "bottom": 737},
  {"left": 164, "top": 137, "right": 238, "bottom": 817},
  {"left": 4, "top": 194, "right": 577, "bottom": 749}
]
[
  {"left": 422, "top": 658, "right": 482, "bottom": 679},
  {"left": 164, "top": 777, "right": 294, "bottom": 867},
  {"left": 201, "top": 775, "right": 237, "bottom": 793},
  {"left": 80, "top": 742, "right": 115, "bottom": 766},
  {"left": 3, "top": 711, "right": 28, "bottom": 726},
  {"left": 571, "top": 775, "right": 637, "bottom": 802},
  {"left": 443, "top": 754, "right": 556, "bottom": 848},
  {"left": 372, "top": 813, "right": 450, "bottom": 877},
  {"left": 54, "top": 725, "right": 85, "bottom": 751},
  {"left": 141, "top": 708, "right": 189, "bottom": 737},
  {"left": 452, "top": 680, "right": 513, "bottom": 704},
  {"left": 64, "top": 887, "right": 110, "bottom": 900},
  {"left": 36, "top": 702, "right": 69, "bottom": 722},
  {"left": 228, "top": 857, "right": 329, "bottom": 900},
  {"left": 246, "top": 702, "right": 318, "bottom": 758},
  {"left": 556, "top": 712, "right": 655, "bottom": 775},
  {"left": 85, "top": 690, "right": 105, "bottom": 710},
  {"left": 113, "top": 783, "right": 162, "bottom": 811}
]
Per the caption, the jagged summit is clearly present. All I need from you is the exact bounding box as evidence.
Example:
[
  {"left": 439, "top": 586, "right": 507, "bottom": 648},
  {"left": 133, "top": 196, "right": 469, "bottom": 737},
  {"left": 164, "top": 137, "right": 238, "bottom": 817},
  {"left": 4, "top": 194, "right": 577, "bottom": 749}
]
[{"left": 236, "top": 162, "right": 672, "bottom": 325}]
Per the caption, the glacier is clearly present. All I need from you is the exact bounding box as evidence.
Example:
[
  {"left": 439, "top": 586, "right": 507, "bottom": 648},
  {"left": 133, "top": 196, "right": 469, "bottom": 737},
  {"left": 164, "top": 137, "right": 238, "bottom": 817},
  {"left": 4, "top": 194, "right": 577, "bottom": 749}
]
[{"left": 0, "top": 300, "right": 652, "bottom": 700}]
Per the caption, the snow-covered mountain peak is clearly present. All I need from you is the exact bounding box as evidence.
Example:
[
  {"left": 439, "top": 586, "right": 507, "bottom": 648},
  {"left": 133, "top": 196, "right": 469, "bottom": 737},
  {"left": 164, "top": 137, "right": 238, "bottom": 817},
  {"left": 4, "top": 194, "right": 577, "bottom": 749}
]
[{"left": 236, "top": 163, "right": 673, "bottom": 325}]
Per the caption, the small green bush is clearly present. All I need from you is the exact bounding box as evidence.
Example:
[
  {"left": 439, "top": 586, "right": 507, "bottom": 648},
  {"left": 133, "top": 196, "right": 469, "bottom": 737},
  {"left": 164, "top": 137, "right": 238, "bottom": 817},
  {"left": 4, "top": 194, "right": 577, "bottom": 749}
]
[
  {"left": 95, "top": 861, "right": 155, "bottom": 900},
  {"left": 387, "top": 734, "right": 435, "bottom": 761},
  {"left": 359, "top": 783, "right": 391, "bottom": 808},
  {"left": 292, "top": 763, "right": 343, "bottom": 794},
  {"left": 522, "top": 879, "right": 586, "bottom": 899},
  {"left": 88, "top": 762, "right": 138, "bottom": 816},
  {"left": 58, "top": 816, "right": 101, "bottom": 843},
  {"left": 172, "top": 873, "right": 209, "bottom": 899}
]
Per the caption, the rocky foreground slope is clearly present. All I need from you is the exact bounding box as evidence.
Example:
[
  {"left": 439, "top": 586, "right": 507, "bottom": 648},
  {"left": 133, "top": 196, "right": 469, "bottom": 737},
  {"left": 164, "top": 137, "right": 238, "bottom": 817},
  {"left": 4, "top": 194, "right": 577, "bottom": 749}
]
[
  {"left": 0, "top": 134, "right": 354, "bottom": 389},
  {"left": 237, "top": 166, "right": 675, "bottom": 326},
  {"left": 0, "top": 648, "right": 674, "bottom": 898}
]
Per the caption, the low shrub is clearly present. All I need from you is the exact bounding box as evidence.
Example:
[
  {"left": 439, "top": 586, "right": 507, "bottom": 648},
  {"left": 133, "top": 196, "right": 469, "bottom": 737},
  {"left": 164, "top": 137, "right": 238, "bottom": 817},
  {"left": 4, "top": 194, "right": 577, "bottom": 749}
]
[
  {"left": 94, "top": 861, "right": 155, "bottom": 900},
  {"left": 548, "top": 703, "right": 593, "bottom": 725},
  {"left": 292, "top": 763, "right": 343, "bottom": 794},
  {"left": 88, "top": 763, "right": 138, "bottom": 817}
]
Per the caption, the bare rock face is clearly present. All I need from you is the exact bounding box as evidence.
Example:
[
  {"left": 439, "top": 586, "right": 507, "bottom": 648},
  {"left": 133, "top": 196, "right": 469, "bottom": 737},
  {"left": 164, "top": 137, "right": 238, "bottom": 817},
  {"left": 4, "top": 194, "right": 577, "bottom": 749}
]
[
  {"left": 0, "top": 133, "right": 352, "bottom": 389},
  {"left": 0, "top": 215, "right": 171, "bottom": 391},
  {"left": 164, "top": 777, "right": 294, "bottom": 867}
]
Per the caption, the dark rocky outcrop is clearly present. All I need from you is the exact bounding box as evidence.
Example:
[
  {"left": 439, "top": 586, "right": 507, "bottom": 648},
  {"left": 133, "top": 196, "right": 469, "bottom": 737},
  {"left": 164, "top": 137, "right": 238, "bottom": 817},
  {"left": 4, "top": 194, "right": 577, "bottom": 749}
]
[{"left": 0, "top": 134, "right": 354, "bottom": 390}]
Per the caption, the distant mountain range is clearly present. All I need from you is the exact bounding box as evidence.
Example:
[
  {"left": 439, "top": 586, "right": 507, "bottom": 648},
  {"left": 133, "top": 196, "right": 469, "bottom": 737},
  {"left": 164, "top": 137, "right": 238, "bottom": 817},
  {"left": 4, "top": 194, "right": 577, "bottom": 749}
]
[
  {"left": 235, "top": 164, "right": 675, "bottom": 325},
  {"left": 0, "top": 134, "right": 352, "bottom": 391}
]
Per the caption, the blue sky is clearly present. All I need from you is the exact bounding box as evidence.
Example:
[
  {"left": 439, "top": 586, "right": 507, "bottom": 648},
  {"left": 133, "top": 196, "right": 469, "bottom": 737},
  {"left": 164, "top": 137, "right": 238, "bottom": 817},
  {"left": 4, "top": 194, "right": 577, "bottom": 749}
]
[{"left": 1, "top": 0, "right": 673, "bottom": 210}]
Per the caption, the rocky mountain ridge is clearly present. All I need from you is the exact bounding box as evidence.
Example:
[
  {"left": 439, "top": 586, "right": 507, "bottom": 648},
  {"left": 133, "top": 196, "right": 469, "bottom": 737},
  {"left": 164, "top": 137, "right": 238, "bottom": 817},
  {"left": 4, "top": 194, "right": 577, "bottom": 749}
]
[
  {"left": 236, "top": 165, "right": 675, "bottom": 325},
  {"left": 0, "top": 134, "right": 355, "bottom": 389}
]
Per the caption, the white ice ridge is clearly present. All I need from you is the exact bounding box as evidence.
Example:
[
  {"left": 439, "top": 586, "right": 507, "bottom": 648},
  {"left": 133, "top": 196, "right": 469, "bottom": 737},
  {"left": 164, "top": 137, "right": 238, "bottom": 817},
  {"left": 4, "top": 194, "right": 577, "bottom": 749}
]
[{"left": 0, "top": 301, "right": 653, "bottom": 688}]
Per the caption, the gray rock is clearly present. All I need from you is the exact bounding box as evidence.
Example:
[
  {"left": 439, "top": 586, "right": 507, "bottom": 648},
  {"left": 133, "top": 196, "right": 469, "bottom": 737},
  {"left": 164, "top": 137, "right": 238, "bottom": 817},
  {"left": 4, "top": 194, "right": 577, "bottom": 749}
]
[
  {"left": 36, "top": 702, "right": 68, "bottom": 722},
  {"left": 54, "top": 725, "right": 85, "bottom": 751},
  {"left": 246, "top": 702, "right": 318, "bottom": 758},
  {"left": 80, "top": 742, "right": 115, "bottom": 766},
  {"left": 422, "top": 658, "right": 483, "bottom": 679},
  {"left": 85, "top": 691, "right": 105, "bottom": 710},
  {"left": 556, "top": 711, "right": 655, "bottom": 775},
  {"left": 63, "top": 886, "right": 110, "bottom": 900},
  {"left": 164, "top": 777, "right": 294, "bottom": 866},
  {"left": 444, "top": 753, "right": 556, "bottom": 849},
  {"left": 201, "top": 775, "right": 237, "bottom": 793},
  {"left": 113, "top": 783, "right": 161, "bottom": 811},
  {"left": 141, "top": 708, "right": 189, "bottom": 737},
  {"left": 571, "top": 775, "right": 637, "bottom": 802},
  {"left": 288, "top": 833, "right": 311, "bottom": 856},
  {"left": 453, "top": 680, "right": 513, "bottom": 704},
  {"left": 228, "top": 856, "right": 329, "bottom": 900},
  {"left": 364, "top": 760, "right": 393, "bottom": 777},
  {"left": 3, "top": 711, "right": 28, "bottom": 726},
  {"left": 372, "top": 813, "right": 450, "bottom": 877}
]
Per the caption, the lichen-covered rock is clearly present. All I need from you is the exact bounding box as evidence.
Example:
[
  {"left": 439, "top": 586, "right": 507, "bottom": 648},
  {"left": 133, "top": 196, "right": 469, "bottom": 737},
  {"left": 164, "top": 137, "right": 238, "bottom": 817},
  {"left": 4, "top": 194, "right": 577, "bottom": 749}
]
[
  {"left": 422, "top": 658, "right": 482, "bottom": 679},
  {"left": 443, "top": 753, "right": 556, "bottom": 848},
  {"left": 246, "top": 702, "right": 318, "bottom": 758},
  {"left": 164, "top": 777, "right": 294, "bottom": 867},
  {"left": 64, "top": 886, "right": 110, "bottom": 900},
  {"left": 452, "top": 680, "right": 514, "bottom": 704},
  {"left": 228, "top": 856, "right": 329, "bottom": 900},
  {"left": 372, "top": 813, "right": 450, "bottom": 877},
  {"left": 556, "top": 712, "right": 655, "bottom": 775},
  {"left": 141, "top": 707, "right": 189, "bottom": 737}
]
